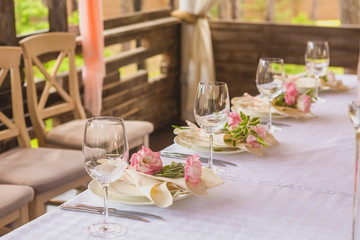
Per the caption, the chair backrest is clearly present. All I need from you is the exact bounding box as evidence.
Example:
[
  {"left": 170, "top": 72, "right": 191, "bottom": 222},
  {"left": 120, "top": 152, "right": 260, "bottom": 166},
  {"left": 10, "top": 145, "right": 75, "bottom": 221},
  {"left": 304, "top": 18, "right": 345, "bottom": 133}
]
[
  {"left": 0, "top": 47, "right": 31, "bottom": 148},
  {"left": 20, "top": 32, "right": 86, "bottom": 146}
]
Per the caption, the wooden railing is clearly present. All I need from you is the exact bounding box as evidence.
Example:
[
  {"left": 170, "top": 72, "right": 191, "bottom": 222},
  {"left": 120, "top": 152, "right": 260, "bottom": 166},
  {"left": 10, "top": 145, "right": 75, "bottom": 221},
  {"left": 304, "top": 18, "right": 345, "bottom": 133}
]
[
  {"left": 210, "top": 20, "right": 360, "bottom": 97},
  {"left": 0, "top": 8, "right": 181, "bottom": 152}
]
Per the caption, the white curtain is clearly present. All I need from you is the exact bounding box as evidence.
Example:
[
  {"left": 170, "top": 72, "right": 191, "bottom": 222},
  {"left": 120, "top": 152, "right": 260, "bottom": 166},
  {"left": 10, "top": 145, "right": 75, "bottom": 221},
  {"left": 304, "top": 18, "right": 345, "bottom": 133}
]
[{"left": 175, "top": 0, "right": 221, "bottom": 121}]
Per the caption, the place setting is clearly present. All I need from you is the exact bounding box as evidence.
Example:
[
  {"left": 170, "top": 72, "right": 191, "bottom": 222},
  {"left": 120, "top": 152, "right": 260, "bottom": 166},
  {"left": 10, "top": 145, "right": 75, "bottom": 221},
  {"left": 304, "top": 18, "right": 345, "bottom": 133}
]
[{"left": 60, "top": 116, "right": 229, "bottom": 238}]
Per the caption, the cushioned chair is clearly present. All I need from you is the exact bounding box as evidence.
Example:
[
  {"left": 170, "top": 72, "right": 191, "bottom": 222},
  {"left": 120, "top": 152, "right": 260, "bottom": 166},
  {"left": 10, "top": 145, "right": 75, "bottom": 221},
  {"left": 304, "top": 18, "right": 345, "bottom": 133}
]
[
  {"left": 0, "top": 46, "right": 90, "bottom": 220},
  {"left": 0, "top": 185, "right": 34, "bottom": 234},
  {"left": 19, "top": 32, "right": 154, "bottom": 150}
]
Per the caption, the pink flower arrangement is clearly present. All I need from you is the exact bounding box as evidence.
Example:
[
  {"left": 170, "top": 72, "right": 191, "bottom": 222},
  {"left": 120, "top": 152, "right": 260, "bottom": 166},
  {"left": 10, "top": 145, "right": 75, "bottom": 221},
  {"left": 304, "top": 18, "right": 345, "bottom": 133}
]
[
  {"left": 273, "top": 82, "right": 312, "bottom": 113},
  {"left": 130, "top": 146, "right": 202, "bottom": 182},
  {"left": 224, "top": 111, "right": 268, "bottom": 148},
  {"left": 184, "top": 154, "right": 202, "bottom": 185},
  {"left": 246, "top": 125, "right": 266, "bottom": 148},
  {"left": 284, "top": 82, "right": 299, "bottom": 105},
  {"left": 227, "top": 111, "right": 242, "bottom": 129},
  {"left": 296, "top": 94, "right": 311, "bottom": 113},
  {"left": 130, "top": 146, "right": 163, "bottom": 175}
]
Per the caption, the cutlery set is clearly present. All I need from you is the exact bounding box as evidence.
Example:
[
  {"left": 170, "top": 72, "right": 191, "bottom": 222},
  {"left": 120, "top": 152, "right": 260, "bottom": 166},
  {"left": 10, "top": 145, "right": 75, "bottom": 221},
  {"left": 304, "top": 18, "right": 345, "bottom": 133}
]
[
  {"left": 60, "top": 204, "right": 163, "bottom": 222},
  {"left": 160, "top": 151, "right": 237, "bottom": 167}
]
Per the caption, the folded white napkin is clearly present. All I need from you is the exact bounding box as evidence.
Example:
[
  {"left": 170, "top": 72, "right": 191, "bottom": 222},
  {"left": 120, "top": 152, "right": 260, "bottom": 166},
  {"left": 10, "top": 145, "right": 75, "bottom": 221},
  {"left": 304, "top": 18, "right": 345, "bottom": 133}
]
[
  {"left": 122, "top": 167, "right": 224, "bottom": 208},
  {"left": 287, "top": 71, "right": 349, "bottom": 91},
  {"left": 232, "top": 93, "right": 312, "bottom": 119},
  {"left": 174, "top": 121, "right": 277, "bottom": 156}
]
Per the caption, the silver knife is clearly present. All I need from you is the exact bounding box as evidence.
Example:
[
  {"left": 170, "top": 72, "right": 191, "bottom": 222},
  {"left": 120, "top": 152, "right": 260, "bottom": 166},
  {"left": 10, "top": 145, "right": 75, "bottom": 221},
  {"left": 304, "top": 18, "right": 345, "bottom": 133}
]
[
  {"left": 60, "top": 205, "right": 150, "bottom": 222},
  {"left": 160, "top": 151, "right": 237, "bottom": 167},
  {"left": 75, "top": 203, "right": 164, "bottom": 220}
]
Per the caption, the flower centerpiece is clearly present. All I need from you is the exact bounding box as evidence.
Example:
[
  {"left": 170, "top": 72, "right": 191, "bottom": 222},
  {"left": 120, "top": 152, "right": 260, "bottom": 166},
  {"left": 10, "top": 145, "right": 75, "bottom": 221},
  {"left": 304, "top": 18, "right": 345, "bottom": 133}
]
[{"left": 272, "top": 82, "right": 313, "bottom": 115}]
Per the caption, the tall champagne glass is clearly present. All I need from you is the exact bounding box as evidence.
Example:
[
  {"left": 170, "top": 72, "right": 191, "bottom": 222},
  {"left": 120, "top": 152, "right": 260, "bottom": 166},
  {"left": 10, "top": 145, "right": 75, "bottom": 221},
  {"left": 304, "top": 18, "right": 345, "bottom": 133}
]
[
  {"left": 256, "top": 58, "right": 285, "bottom": 133},
  {"left": 194, "top": 81, "right": 230, "bottom": 173},
  {"left": 349, "top": 101, "right": 360, "bottom": 240},
  {"left": 83, "top": 117, "right": 129, "bottom": 237},
  {"left": 305, "top": 40, "right": 329, "bottom": 102}
]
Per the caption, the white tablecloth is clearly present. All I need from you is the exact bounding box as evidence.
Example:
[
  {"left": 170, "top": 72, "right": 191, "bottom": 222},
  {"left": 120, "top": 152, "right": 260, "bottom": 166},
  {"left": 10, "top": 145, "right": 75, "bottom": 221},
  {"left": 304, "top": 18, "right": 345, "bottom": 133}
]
[{"left": 2, "top": 74, "right": 357, "bottom": 240}]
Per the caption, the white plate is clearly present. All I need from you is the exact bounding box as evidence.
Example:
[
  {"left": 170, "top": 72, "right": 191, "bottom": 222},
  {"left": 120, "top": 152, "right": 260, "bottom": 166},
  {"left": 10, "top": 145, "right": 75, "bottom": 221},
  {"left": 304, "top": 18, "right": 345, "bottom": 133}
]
[
  {"left": 174, "top": 135, "right": 244, "bottom": 154},
  {"left": 89, "top": 180, "right": 191, "bottom": 206},
  {"left": 231, "top": 105, "right": 287, "bottom": 119}
]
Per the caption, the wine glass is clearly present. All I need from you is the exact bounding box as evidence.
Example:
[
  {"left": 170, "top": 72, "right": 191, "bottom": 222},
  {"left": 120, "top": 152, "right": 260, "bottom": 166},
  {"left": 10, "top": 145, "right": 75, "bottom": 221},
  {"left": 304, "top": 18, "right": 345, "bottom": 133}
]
[
  {"left": 82, "top": 117, "right": 129, "bottom": 237},
  {"left": 194, "top": 81, "right": 230, "bottom": 173},
  {"left": 305, "top": 40, "right": 330, "bottom": 102},
  {"left": 349, "top": 101, "right": 360, "bottom": 240},
  {"left": 255, "top": 57, "right": 285, "bottom": 133}
]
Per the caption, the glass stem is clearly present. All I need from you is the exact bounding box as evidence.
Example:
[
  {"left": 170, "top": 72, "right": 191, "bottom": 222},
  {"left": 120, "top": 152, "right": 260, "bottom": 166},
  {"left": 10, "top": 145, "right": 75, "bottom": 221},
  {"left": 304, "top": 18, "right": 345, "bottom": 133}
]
[
  {"left": 315, "top": 74, "right": 320, "bottom": 99},
  {"left": 208, "top": 133, "right": 214, "bottom": 170},
  {"left": 267, "top": 99, "right": 272, "bottom": 131},
  {"left": 103, "top": 185, "right": 109, "bottom": 225},
  {"left": 353, "top": 132, "right": 360, "bottom": 239}
]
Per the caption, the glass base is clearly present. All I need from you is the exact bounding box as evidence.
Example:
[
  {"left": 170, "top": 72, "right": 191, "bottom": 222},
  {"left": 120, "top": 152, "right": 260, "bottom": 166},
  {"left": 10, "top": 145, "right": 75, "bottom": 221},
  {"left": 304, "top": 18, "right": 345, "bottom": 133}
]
[
  {"left": 267, "top": 124, "right": 281, "bottom": 134},
  {"left": 87, "top": 222, "right": 127, "bottom": 238},
  {"left": 313, "top": 96, "right": 325, "bottom": 103},
  {"left": 208, "top": 165, "right": 226, "bottom": 176}
]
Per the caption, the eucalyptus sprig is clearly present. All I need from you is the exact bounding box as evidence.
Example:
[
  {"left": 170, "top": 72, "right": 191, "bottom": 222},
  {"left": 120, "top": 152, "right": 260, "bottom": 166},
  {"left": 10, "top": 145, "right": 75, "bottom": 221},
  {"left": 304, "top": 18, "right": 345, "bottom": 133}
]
[
  {"left": 154, "top": 161, "right": 185, "bottom": 178},
  {"left": 223, "top": 111, "right": 268, "bottom": 148}
]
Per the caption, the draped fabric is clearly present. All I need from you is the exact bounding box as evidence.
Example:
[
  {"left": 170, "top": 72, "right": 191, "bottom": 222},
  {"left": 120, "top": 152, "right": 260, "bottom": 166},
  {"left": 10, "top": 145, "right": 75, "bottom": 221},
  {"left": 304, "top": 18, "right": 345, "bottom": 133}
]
[
  {"left": 357, "top": 48, "right": 360, "bottom": 103},
  {"left": 78, "top": 0, "right": 105, "bottom": 116},
  {"left": 174, "top": 0, "right": 221, "bottom": 121}
]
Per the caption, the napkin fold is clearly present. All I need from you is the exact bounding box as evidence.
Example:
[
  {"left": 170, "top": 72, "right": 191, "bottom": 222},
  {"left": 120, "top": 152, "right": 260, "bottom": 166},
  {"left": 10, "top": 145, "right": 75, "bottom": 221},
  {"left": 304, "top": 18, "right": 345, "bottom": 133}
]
[
  {"left": 232, "top": 93, "right": 311, "bottom": 119},
  {"left": 174, "top": 121, "right": 278, "bottom": 156},
  {"left": 123, "top": 167, "right": 224, "bottom": 208},
  {"left": 287, "top": 71, "right": 349, "bottom": 91}
]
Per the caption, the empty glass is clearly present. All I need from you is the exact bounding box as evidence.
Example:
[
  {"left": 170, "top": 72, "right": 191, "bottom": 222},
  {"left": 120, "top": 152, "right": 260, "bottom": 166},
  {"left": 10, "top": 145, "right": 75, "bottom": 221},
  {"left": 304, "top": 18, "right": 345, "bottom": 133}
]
[
  {"left": 194, "top": 81, "right": 230, "bottom": 173},
  {"left": 82, "top": 117, "right": 129, "bottom": 237},
  {"left": 256, "top": 57, "right": 285, "bottom": 133},
  {"left": 305, "top": 40, "right": 329, "bottom": 102},
  {"left": 349, "top": 101, "right": 360, "bottom": 240}
]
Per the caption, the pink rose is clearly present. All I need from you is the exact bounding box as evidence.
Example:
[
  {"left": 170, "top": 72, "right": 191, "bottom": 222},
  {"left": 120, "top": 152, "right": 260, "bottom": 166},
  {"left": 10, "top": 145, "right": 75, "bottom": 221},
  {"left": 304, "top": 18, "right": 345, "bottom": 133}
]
[
  {"left": 297, "top": 94, "right": 311, "bottom": 113},
  {"left": 130, "top": 146, "right": 163, "bottom": 175},
  {"left": 185, "top": 154, "right": 202, "bottom": 185},
  {"left": 246, "top": 125, "right": 266, "bottom": 148},
  {"left": 284, "top": 82, "right": 299, "bottom": 106},
  {"left": 228, "top": 111, "right": 242, "bottom": 129}
]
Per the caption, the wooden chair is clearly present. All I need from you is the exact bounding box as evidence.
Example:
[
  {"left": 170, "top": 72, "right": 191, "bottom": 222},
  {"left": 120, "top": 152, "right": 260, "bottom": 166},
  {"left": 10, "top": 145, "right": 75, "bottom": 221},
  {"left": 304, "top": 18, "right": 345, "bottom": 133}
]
[
  {"left": 0, "top": 185, "right": 34, "bottom": 234},
  {"left": 0, "top": 46, "right": 90, "bottom": 220},
  {"left": 20, "top": 32, "right": 154, "bottom": 150}
]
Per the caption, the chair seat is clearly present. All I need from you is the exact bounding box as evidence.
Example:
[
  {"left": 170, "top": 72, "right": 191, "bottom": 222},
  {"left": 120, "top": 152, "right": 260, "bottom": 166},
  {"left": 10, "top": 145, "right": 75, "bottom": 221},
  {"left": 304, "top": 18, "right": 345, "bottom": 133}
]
[
  {"left": 46, "top": 119, "right": 154, "bottom": 149},
  {"left": 0, "top": 148, "right": 87, "bottom": 194},
  {"left": 0, "top": 185, "right": 34, "bottom": 218}
]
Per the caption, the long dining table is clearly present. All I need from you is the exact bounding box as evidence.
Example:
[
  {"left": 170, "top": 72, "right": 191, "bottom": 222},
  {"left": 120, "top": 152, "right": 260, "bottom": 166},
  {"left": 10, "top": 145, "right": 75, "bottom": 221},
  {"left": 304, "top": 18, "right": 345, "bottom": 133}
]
[{"left": 1, "top": 74, "right": 358, "bottom": 240}]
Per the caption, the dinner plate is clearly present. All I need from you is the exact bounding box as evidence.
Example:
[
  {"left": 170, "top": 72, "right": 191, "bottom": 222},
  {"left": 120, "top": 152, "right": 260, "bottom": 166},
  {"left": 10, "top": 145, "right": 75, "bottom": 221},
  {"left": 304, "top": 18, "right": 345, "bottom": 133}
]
[
  {"left": 294, "top": 77, "right": 331, "bottom": 91},
  {"left": 174, "top": 134, "right": 244, "bottom": 154},
  {"left": 231, "top": 104, "right": 287, "bottom": 119},
  {"left": 89, "top": 180, "right": 191, "bottom": 206}
]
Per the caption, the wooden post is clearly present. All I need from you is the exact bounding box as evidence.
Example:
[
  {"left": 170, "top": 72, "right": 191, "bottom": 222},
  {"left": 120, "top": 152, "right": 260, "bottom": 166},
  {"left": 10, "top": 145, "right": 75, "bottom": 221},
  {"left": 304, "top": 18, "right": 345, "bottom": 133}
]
[
  {"left": 133, "top": 0, "right": 145, "bottom": 70},
  {"left": 0, "top": 0, "right": 17, "bottom": 46},
  {"left": 48, "top": 0, "right": 68, "bottom": 32}
]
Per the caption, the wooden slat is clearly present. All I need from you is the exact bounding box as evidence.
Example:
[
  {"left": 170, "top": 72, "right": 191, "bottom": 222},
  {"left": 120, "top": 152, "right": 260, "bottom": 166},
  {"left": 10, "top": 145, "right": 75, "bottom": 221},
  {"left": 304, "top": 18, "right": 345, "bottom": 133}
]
[{"left": 103, "top": 8, "right": 172, "bottom": 29}]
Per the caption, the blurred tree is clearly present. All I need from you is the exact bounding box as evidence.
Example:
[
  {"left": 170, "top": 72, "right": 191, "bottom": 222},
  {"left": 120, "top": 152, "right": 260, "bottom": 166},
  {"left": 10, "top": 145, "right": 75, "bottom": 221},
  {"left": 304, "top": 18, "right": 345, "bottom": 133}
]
[
  {"left": 339, "top": 0, "right": 360, "bottom": 24},
  {"left": 15, "top": 0, "right": 48, "bottom": 35}
]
